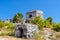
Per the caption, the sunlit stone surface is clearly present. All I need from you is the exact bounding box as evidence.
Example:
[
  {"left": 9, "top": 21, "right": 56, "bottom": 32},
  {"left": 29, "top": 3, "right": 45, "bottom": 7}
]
[{"left": 14, "top": 23, "right": 39, "bottom": 38}]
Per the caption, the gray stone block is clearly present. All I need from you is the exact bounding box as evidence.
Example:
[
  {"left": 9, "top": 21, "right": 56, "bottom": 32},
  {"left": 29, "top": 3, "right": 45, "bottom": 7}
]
[{"left": 14, "top": 23, "right": 39, "bottom": 38}]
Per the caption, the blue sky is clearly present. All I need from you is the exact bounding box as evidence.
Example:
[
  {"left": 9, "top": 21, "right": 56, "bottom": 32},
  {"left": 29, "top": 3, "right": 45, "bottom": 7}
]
[{"left": 0, "top": 0, "right": 60, "bottom": 22}]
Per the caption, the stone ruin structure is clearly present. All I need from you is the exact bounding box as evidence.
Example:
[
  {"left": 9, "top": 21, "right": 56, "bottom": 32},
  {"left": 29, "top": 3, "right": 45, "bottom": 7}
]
[
  {"left": 14, "top": 10, "right": 43, "bottom": 38},
  {"left": 26, "top": 10, "right": 43, "bottom": 22},
  {"left": 14, "top": 23, "right": 39, "bottom": 38}
]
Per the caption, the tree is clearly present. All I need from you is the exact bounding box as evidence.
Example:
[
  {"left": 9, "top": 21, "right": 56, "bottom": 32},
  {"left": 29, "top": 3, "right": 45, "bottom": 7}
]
[
  {"left": 53, "top": 23, "right": 60, "bottom": 32},
  {"left": 13, "top": 13, "right": 23, "bottom": 23},
  {"left": 46, "top": 17, "right": 53, "bottom": 25},
  {"left": 32, "top": 16, "right": 44, "bottom": 30},
  {"left": 44, "top": 20, "right": 52, "bottom": 28},
  {"left": 43, "top": 17, "right": 53, "bottom": 28}
]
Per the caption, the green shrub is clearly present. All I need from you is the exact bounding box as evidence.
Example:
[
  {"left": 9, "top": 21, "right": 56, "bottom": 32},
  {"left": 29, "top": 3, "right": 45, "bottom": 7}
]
[
  {"left": 0, "top": 22, "right": 15, "bottom": 36},
  {"left": 53, "top": 23, "right": 60, "bottom": 32},
  {"left": 5, "top": 23, "right": 15, "bottom": 36}
]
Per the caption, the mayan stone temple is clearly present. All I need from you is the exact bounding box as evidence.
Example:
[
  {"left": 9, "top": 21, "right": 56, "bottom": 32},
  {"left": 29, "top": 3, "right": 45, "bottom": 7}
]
[
  {"left": 14, "top": 10, "right": 44, "bottom": 38},
  {"left": 26, "top": 10, "right": 43, "bottom": 23}
]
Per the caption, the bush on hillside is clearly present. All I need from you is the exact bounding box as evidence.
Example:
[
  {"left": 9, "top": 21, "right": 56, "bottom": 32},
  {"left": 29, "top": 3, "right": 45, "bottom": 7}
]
[{"left": 53, "top": 23, "right": 60, "bottom": 32}]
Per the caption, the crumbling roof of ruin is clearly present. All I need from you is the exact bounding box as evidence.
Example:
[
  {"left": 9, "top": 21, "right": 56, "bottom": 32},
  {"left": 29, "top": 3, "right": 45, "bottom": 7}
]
[{"left": 26, "top": 10, "right": 43, "bottom": 14}]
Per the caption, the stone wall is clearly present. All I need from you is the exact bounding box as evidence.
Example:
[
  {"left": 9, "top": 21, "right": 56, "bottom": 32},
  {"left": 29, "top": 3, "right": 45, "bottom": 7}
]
[{"left": 14, "top": 23, "right": 39, "bottom": 38}]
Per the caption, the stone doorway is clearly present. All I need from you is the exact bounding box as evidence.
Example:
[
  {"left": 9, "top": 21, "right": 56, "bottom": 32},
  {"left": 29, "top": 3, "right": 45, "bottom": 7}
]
[{"left": 18, "top": 27, "right": 23, "bottom": 38}]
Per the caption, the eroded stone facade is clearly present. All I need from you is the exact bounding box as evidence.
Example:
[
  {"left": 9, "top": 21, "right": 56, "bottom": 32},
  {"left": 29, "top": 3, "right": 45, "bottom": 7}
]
[
  {"left": 14, "top": 23, "right": 39, "bottom": 38},
  {"left": 26, "top": 10, "right": 43, "bottom": 22}
]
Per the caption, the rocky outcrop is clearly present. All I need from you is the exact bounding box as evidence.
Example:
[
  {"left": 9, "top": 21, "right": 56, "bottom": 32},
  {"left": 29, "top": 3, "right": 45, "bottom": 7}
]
[
  {"left": 14, "top": 23, "right": 39, "bottom": 38},
  {"left": 43, "top": 28, "right": 56, "bottom": 40}
]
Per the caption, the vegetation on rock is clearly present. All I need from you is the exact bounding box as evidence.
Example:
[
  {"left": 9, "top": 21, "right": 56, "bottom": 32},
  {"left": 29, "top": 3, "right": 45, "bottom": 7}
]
[{"left": 0, "top": 12, "right": 60, "bottom": 40}]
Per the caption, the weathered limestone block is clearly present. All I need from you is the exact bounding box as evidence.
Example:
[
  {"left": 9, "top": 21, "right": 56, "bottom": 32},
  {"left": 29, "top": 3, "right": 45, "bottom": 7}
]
[{"left": 14, "top": 23, "right": 39, "bottom": 38}]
